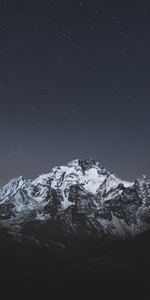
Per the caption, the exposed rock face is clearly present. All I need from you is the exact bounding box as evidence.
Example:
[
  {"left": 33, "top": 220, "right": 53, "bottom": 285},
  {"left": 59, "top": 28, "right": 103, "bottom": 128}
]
[{"left": 0, "top": 159, "right": 150, "bottom": 244}]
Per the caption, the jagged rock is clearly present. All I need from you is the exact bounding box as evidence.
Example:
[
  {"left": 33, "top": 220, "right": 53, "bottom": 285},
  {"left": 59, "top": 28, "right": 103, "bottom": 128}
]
[{"left": 0, "top": 159, "right": 149, "bottom": 244}]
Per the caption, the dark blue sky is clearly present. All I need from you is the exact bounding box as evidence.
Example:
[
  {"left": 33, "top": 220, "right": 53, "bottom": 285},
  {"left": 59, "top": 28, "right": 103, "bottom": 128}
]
[{"left": 0, "top": 0, "right": 150, "bottom": 185}]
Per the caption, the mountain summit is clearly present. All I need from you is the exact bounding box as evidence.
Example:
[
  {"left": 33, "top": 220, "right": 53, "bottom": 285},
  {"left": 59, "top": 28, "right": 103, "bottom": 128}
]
[{"left": 0, "top": 159, "right": 150, "bottom": 244}]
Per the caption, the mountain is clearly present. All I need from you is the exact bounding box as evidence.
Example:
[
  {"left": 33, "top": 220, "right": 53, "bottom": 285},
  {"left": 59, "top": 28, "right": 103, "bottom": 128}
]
[{"left": 0, "top": 158, "right": 150, "bottom": 245}]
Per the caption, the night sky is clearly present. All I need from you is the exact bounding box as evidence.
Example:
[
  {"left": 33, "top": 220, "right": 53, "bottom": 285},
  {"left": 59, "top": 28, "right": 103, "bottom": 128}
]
[{"left": 0, "top": 0, "right": 150, "bottom": 185}]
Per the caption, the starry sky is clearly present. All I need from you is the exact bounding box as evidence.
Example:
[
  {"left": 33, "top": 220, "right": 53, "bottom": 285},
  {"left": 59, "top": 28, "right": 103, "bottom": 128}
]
[{"left": 0, "top": 0, "right": 150, "bottom": 185}]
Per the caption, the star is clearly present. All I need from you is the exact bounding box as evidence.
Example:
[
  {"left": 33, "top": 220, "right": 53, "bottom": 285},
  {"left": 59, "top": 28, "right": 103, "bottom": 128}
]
[
  {"left": 121, "top": 46, "right": 128, "bottom": 51},
  {"left": 10, "top": 150, "right": 15, "bottom": 155},
  {"left": 16, "top": 12, "right": 21, "bottom": 17},
  {"left": 128, "top": 95, "right": 133, "bottom": 100},
  {"left": 58, "top": 55, "right": 62, "bottom": 61},
  {"left": 33, "top": 43, "right": 39, "bottom": 47},
  {"left": 40, "top": 56, "right": 47, "bottom": 61},
  {"left": 90, "top": 25, "right": 95, "bottom": 30},
  {"left": 32, "top": 105, "right": 37, "bottom": 111}
]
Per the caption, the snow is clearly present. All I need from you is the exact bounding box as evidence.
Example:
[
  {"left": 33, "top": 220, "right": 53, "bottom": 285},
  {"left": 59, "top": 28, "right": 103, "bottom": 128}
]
[
  {"left": 0, "top": 158, "right": 150, "bottom": 242},
  {"left": 83, "top": 168, "right": 105, "bottom": 193},
  {"left": 48, "top": 164, "right": 106, "bottom": 208},
  {"left": 32, "top": 161, "right": 133, "bottom": 208},
  {"left": 0, "top": 158, "right": 134, "bottom": 210},
  {"left": 120, "top": 180, "right": 133, "bottom": 188}
]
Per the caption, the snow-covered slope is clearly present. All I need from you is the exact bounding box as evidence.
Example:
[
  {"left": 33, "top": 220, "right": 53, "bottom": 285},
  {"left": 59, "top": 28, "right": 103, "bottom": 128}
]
[
  {"left": 31, "top": 159, "right": 132, "bottom": 209},
  {"left": 0, "top": 159, "right": 149, "bottom": 244}
]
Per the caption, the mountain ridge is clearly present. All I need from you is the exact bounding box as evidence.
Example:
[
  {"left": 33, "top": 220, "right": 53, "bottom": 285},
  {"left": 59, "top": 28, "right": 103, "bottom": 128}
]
[{"left": 0, "top": 159, "right": 149, "bottom": 245}]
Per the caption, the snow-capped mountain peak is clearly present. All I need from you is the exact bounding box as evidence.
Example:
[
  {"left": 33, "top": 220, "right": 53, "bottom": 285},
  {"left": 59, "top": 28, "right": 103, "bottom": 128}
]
[
  {"left": 0, "top": 176, "right": 27, "bottom": 204},
  {"left": 32, "top": 159, "right": 132, "bottom": 208},
  {"left": 0, "top": 159, "right": 149, "bottom": 244}
]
